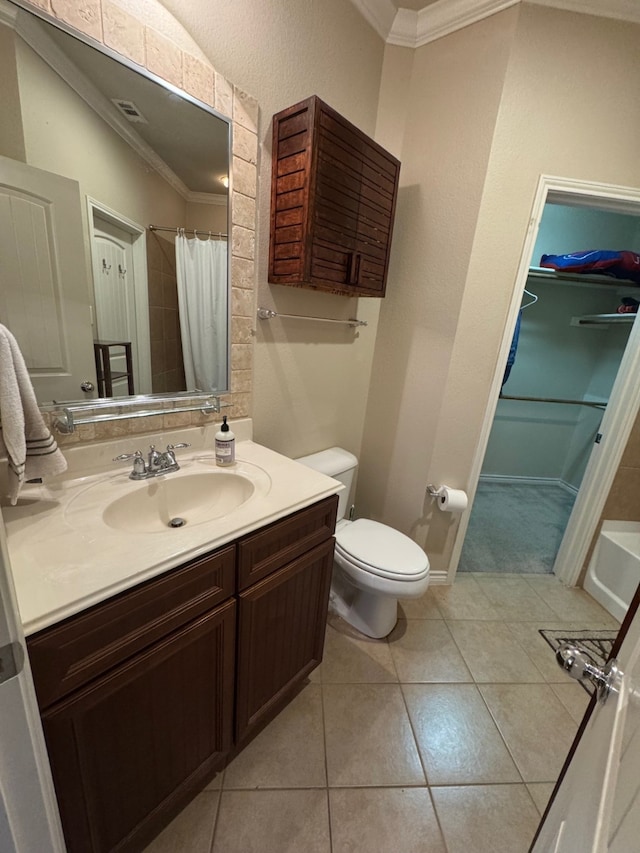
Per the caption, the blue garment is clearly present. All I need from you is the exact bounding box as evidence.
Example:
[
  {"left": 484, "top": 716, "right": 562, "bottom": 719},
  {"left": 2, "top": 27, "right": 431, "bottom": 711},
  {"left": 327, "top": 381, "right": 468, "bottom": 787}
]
[{"left": 502, "top": 310, "right": 521, "bottom": 387}]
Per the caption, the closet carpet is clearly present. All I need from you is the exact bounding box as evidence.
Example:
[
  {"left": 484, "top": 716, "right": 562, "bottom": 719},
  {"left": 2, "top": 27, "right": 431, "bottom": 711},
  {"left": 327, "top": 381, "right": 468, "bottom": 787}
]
[{"left": 458, "top": 482, "right": 576, "bottom": 574}]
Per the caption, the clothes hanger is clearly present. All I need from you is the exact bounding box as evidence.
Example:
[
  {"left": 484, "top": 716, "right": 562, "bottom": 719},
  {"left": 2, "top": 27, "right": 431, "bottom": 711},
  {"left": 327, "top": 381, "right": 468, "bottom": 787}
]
[{"left": 521, "top": 288, "right": 538, "bottom": 309}]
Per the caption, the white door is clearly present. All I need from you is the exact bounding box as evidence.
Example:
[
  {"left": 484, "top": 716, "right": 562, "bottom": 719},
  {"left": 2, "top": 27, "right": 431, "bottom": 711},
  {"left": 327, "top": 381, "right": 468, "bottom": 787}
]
[
  {"left": 0, "top": 155, "right": 96, "bottom": 402},
  {"left": 91, "top": 217, "right": 138, "bottom": 397},
  {"left": 0, "top": 515, "right": 64, "bottom": 853},
  {"left": 532, "top": 591, "right": 640, "bottom": 852}
]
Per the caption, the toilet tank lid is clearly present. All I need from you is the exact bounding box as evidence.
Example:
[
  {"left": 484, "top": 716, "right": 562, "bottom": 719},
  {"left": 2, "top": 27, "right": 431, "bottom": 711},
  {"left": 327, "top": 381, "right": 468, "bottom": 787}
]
[{"left": 295, "top": 446, "right": 358, "bottom": 477}]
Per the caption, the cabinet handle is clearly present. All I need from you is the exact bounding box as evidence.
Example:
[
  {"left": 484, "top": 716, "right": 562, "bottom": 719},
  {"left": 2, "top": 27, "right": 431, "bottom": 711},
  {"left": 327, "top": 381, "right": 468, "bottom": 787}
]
[{"left": 347, "top": 253, "right": 361, "bottom": 285}]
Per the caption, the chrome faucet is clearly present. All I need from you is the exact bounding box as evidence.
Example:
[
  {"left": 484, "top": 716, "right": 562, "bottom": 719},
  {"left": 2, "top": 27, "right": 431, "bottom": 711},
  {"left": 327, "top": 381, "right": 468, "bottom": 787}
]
[{"left": 113, "top": 443, "right": 191, "bottom": 480}]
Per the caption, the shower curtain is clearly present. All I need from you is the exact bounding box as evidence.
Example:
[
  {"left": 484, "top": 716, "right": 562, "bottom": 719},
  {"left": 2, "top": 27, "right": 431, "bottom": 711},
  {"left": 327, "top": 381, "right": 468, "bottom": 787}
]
[{"left": 175, "top": 233, "right": 228, "bottom": 392}]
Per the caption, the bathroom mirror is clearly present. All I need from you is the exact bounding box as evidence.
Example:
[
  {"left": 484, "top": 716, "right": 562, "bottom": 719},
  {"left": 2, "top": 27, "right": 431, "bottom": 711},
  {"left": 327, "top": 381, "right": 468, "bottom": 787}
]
[{"left": 0, "top": 1, "right": 231, "bottom": 404}]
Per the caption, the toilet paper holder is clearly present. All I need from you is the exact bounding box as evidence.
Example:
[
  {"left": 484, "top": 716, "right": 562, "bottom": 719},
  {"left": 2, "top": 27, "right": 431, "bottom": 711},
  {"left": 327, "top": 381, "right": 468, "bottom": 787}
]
[{"left": 426, "top": 484, "right": 445, "bottom": 499}]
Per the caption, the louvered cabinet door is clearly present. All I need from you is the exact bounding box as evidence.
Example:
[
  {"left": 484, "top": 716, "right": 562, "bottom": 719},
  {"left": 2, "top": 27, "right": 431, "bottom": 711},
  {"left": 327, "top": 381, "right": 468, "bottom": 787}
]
[
  {"left": 313, "top": 104, "right": 399, "bottom": 296},
  {"left": 269, "top": 95, "right": 400, "bottom": 297},
  {"left": 235, "top": 538, "right": 334, "bottom": 744}
]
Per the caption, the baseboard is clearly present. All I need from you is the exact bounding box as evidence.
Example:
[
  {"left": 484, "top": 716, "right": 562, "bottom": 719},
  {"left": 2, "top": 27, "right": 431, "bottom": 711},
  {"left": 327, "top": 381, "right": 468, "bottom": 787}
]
[
  {"left": 429, "top": 569, "right": 449, "bottom": 586},
  {"left": 480, "top": 474, "right": 579, "bottom": 495}
]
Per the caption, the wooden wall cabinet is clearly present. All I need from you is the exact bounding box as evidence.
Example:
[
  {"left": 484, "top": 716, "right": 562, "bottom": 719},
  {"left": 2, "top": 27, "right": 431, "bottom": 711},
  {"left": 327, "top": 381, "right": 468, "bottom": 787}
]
[
  {"left": 27, "top": 495, "right": 337, "bottom": 853},
  {"left": 269, "top": 95, "right": 400, "bottom": 297}
]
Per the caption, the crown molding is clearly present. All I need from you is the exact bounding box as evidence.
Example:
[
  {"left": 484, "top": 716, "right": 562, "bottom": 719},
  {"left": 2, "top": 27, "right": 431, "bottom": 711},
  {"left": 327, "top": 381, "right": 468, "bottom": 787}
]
[
  {"left": 0, "top": 0, "right": 18, "bottom": 26},
  {"left": 349, "top": 0, "right": 398, "bottom": 40},
  {"left": 367, "top": 0, "right": 640, "bottom": 48},
  {"left": 186, "top": 191, "right": 227, "bottom": 206},
  {"left": 416, "top": 0, "right": 518, "bottom": 46},
  {"left": 531, "top": 0, "right": 640, "bottom": 25}
]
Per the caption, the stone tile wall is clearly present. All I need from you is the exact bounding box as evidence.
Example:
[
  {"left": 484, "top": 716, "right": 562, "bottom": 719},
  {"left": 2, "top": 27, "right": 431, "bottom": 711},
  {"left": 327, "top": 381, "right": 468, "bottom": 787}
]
[{"left": 21, "top": 0, "right": 258, "bottom": 445}]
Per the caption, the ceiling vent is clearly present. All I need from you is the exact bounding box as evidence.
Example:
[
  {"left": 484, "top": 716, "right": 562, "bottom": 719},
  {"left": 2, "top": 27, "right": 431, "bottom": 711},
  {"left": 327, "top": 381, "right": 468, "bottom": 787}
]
[{"left": 111, "top": 98, "right": 147, "bottom": 123}]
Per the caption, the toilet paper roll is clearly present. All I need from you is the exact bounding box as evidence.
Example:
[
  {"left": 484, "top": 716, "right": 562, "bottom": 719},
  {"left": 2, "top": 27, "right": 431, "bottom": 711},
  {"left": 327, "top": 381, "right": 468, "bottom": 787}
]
[{"left": 437, "top": 486, "right": 468, "bottom": 513}]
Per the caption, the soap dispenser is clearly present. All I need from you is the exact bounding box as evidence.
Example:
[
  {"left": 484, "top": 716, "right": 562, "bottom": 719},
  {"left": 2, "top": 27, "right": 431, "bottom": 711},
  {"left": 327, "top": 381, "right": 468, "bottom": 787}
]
[{"left": 215, "top": 416, "right": 235, "bottom": 466}]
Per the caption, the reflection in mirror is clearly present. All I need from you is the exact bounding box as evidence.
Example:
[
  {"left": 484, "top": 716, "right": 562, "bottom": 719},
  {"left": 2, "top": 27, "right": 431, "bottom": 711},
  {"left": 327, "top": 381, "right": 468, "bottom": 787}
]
[{"left": 0, "top": 3, "right": 231, "bottom": 405}]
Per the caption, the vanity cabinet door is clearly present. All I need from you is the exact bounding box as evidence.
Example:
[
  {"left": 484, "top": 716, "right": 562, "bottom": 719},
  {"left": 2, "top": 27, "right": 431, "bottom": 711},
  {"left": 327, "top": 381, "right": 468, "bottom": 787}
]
[
  {"left": 235, "top": 539, "right": 334, "bottom": 744},
  {"left": 41, "top": 600, "right": 235, "bottom": 853}
]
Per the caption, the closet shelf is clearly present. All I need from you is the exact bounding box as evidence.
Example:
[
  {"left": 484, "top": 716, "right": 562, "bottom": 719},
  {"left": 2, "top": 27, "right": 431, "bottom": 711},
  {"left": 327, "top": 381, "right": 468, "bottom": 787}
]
[
  {"left": 570, "top": 313, "right": 637, "bottom": 327},
  {"left": 528, "top": 266, "right": 640, "bottom": 292}
]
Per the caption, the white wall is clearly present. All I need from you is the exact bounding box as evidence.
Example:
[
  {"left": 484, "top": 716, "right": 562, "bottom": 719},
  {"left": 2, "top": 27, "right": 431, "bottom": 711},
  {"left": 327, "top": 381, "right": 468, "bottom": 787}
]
[
  {"left": 357, "top": 9, "right": 520, "bottom": 563},
  {"left": 161, "top": 0, "right": 387, "bottom": 460},
  {"left": 429, "top": 4, "right": 640, "bottom": 571}
]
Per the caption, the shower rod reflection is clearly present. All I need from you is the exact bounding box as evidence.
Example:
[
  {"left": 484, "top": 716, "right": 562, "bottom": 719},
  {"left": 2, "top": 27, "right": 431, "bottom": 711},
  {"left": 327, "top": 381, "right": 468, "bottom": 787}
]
[
  {"left": 149, "top": 224, "right": 227, "bottom": 238},
  {"left": 257, "top": 307, "right": 367, "bottom": 328}
]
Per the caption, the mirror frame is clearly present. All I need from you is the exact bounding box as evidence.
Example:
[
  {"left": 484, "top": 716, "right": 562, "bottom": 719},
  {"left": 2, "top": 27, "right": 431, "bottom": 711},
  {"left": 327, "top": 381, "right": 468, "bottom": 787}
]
[{"left": 3, "top": 0, "right": 257, "bottom": 439}]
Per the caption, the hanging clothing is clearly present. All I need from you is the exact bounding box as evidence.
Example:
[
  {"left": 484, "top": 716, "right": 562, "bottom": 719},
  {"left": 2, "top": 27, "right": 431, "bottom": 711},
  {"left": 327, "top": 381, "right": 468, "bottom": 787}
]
[
  {"left": 502, "top": 310, "right": 522, "bottom": 388},
  {"left": 175, "top": 234, "right": 228, "bottom": 392}
]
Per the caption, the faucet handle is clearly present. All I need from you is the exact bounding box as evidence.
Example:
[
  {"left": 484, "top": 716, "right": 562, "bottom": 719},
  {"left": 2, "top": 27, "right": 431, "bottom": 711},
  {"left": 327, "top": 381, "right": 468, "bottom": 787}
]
[
  {"left": 113, "top": 450, "right": 143, "bottom": 463},
  {"left": 113, "top": 450, "right": 146, "bottom": 477},
  {"left": 166, "top": 443, "right": 191, "bottom": 451}
]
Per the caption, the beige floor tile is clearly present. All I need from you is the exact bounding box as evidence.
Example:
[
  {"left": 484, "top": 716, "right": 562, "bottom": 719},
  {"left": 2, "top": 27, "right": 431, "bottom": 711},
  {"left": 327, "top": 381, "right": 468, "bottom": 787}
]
[
  {"left": 397, "top": 589, "right": 443, "bottom": 619},
  {"left": 388, "top": 619, "right": 472, "bottom": 683},
  {"left": 224, "top": 684, "right": 326, "bottom": 789},
  {"left": 474, "top": 576, "right": 558, "bottom": 621},
  {"left": 527, "top": 782, "right": 556, "bottom": 815},
  {"left": 505, "top": 621, "right": 607, "bottom": 683},
  {"left": 212, "top": 790, "right": 330, "bottom": 853},
  {"left": 550, "top": 681, "right": 592, "bottom": 724},
  {"left": 323, "top": 683, "right": 425, "bottom": 786},
  {"left": 204, "top": 769, "right": 224, "bottom": 790},
  {"left": 447, "top": 620, "right": 545, "bottom": 683},
  {"left": 329, "top": 787, "right": 446, "bottom": 853},
  {"left": 430, "top": 575, "right": 500, "bottom": 620},
  {"left": 403, "top": 683, "right": 521, "bottom": 785},
  {"left": 143, "top": 791, "right": 218, "bottom": 853},
  {"left": 480, "top": 683, "right": 578, "bottom": 782},
  {"left": 523, "top": 576, "right": 620, "bottom": 626},
  {"left": 320, "top": 622, "right": 397, "bottom": 683},
  {"left": 431, "top": 784, "right": 540, "bottom": 853}
]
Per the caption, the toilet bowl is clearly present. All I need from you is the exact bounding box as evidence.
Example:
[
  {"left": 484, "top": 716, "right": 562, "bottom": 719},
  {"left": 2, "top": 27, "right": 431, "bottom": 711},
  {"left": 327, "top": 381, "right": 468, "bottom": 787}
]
[{"left": 296, "top": 448, "right": 430, "bottom": 638}]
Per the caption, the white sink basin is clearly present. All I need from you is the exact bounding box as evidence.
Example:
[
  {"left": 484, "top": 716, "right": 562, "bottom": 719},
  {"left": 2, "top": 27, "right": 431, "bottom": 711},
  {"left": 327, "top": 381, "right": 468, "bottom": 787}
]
[
  {"left": 102, "top": 472, "right": 255, "bottom": 533},
  {"left": 63, "top": 460, "right": 272, "bottom": 535}
]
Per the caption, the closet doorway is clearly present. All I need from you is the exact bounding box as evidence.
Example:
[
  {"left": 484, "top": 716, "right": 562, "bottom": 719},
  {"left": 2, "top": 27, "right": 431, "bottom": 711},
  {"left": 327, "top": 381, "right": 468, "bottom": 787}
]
[{"left": 457, "top": 178, "right": 640, "bottom": 580}]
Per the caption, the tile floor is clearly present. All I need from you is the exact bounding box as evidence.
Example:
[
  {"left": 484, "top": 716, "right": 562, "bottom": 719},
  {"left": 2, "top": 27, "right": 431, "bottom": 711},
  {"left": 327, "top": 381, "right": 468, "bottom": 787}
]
[{"left": 144, "top": 573, "right": 619, "bottom": 853}]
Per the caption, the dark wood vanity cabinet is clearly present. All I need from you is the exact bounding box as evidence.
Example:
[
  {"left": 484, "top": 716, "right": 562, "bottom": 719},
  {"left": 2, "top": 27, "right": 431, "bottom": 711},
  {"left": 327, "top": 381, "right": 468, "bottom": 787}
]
[
  {"left": 269, "top": 95, "right": 400, "bottom": 297},
  {"left": 26, "top": 495, "right": 337, "bottom": 853}
]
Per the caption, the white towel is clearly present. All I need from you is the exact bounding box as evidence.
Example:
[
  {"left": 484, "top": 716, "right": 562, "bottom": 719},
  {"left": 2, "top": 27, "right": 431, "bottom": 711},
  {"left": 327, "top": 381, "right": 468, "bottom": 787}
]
[{"left": 0, "top": 324, "right": 67, "bottom": 504}]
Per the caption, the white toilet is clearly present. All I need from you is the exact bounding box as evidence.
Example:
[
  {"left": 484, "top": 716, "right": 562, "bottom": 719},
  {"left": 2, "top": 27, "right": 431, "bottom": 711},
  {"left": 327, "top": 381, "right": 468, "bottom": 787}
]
[{"left": 297, "top": 447, "right": 430, "bottom": 638}]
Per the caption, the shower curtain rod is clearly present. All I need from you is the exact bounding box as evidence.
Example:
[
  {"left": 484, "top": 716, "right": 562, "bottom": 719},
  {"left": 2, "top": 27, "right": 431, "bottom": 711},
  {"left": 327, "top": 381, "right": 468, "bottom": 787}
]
[
  {"left": 500, "top": 394, "right": 606, "bottom": 410},
  {"left": 149, "top": 224, "right": 228, "bottom": 238}
]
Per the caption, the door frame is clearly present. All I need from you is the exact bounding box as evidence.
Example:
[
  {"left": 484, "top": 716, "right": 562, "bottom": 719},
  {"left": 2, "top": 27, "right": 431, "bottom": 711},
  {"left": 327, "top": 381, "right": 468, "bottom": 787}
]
[
  {"left": 87, "top": 198, "right": 152, "bottom": 395},
  {"left": 0, "top": 513, "right": 65, "bottom": 853},
  {"left": 448, "top": 174, "right": 640, "bottom": 585}
]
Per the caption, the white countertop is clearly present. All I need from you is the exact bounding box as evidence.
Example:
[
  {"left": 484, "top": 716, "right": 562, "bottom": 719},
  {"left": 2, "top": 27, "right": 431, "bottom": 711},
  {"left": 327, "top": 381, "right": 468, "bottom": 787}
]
[{"left": 2, "top": 424, "right": 341, "bottom": 635}]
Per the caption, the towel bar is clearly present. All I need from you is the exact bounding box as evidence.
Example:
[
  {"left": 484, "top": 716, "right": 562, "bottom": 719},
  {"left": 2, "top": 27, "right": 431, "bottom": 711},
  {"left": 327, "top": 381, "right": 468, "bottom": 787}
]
[
  {"left": 257, "top": 308, "right": 367, "bottom": 328},
  {"left": 45, "top": 393, "right": 226, "bottom": 435}
]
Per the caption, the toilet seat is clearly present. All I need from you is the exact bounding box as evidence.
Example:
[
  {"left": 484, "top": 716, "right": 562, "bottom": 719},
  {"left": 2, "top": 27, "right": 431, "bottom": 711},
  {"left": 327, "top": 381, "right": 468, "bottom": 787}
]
[{"left": 335, "top": 518, "right": 429, "bottom": 581}]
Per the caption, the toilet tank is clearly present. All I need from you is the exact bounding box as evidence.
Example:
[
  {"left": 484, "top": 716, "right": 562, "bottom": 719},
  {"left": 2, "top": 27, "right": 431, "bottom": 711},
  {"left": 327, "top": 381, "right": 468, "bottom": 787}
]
[{"left": 296, "top": 447, "right": 357, "bottom": 521}]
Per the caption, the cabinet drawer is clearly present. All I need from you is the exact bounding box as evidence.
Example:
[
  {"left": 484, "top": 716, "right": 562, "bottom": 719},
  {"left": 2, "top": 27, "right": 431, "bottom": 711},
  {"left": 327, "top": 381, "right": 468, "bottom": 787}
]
[
  {"left": 237, "top": 495, "right": 338, "bottom": 591},
  {"left": 27, "top": 545, "right": 235, "bottom": 709}
]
